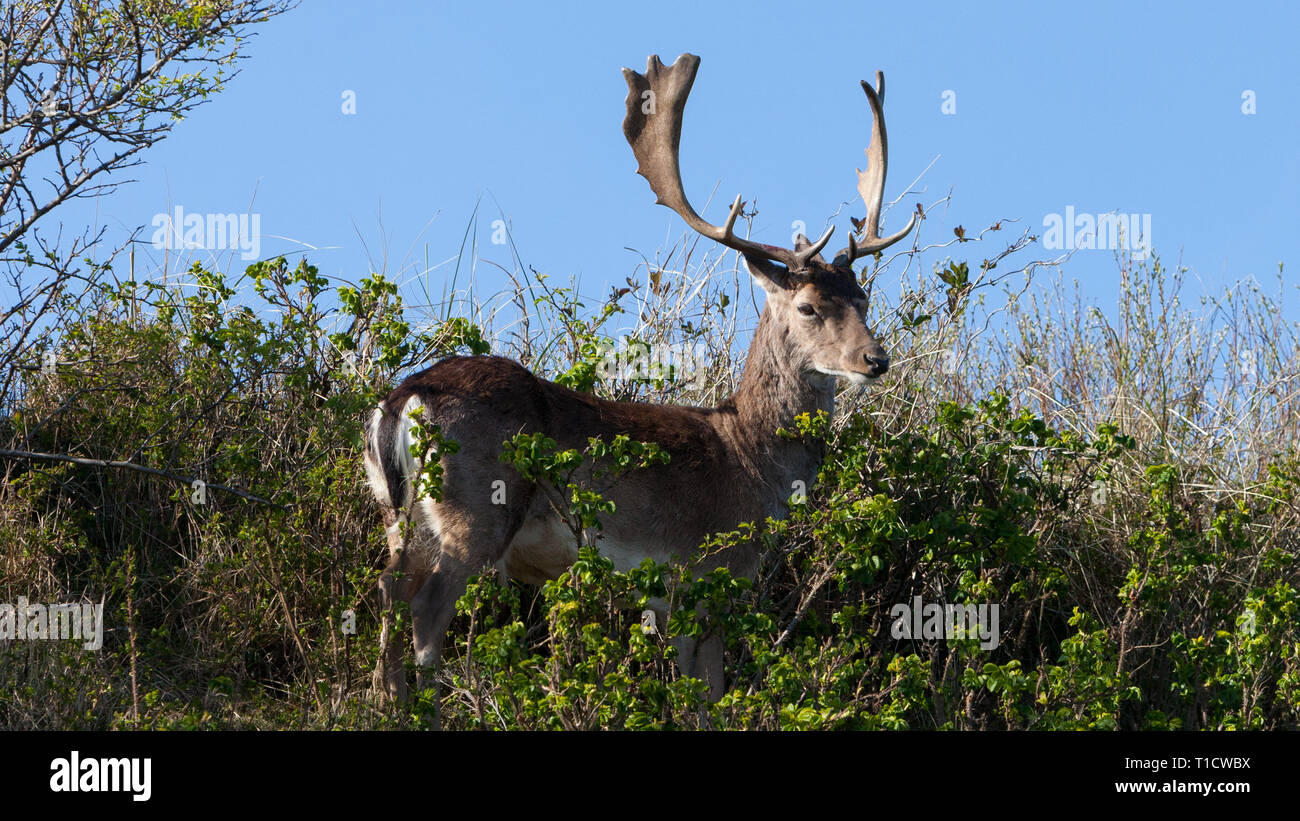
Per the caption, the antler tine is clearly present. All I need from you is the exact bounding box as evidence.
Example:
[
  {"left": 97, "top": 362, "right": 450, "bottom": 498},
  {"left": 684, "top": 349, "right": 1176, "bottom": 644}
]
[
  {"left": 623, "top": 54, "right": 805, "bottom": 270},
  {"left": 834, "top": 70, "right": 917, "bottom": 266},
  {"left": 795, "top": 224, "right": 836, "bottom": 269}
]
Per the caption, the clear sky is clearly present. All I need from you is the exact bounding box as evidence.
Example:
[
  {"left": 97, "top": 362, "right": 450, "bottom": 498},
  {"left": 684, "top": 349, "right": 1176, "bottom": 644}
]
[{"left": 50, "top": 0, "right": 1300, "bottom": 330}]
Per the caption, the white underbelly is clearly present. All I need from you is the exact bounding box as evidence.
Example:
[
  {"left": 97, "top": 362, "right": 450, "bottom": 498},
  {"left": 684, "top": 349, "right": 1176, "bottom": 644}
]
[{"left": 503, "top": 512, "right": 667, "bottom": 584}]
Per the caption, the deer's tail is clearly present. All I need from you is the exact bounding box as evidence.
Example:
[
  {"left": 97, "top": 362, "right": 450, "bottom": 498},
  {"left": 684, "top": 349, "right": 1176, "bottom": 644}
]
[{"left": 363, "top": 396, "right": 427, "bottom": 518}]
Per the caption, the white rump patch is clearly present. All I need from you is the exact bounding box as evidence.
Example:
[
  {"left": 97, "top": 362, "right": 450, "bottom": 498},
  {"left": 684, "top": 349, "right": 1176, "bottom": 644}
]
[
  {"left": 363, "top": 405, "right": 392, "bottom": 506},
  {"left": 365, "top": 395, "right": 444, "bottom": 560}
]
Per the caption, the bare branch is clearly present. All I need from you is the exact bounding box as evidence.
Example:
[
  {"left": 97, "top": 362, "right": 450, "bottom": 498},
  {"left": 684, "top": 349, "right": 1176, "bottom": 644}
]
[
  {"left": 0, "top": 0, "right": 296, "bottom": 252},
  {"left": 0, "top": 447, "right": 283, "bottom": 507}
]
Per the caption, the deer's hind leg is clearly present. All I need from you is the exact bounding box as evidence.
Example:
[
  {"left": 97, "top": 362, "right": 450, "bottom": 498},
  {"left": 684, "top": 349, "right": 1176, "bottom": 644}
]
[
  {"left": 407, "top": 473, "right": 535, "bottom": 727},
  {"left": 372, "top": 507, "right": 435, "bottom": 703}
]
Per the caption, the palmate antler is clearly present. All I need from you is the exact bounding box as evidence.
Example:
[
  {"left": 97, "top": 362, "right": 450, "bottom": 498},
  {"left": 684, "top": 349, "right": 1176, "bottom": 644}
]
[
  {"left": 622, "top": 54, "right": 833, "bottom": 272},
  {"left": 622, "top": 54, "right": 914, "bottom": 273}
]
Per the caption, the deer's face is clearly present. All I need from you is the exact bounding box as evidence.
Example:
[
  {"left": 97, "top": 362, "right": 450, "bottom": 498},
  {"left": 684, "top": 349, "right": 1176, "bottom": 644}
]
[{"left": 748, "top": 257, "right": 890, "bottom": 386}]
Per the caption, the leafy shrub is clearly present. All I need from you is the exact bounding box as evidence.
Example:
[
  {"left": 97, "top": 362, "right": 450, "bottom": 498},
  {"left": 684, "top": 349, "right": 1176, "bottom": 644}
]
[{"left": 2, "top": 240, "right": 1296, "bottom": 730}]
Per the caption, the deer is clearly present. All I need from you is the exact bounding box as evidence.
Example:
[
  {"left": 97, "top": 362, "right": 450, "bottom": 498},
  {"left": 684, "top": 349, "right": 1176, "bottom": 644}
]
[{"left": 363, "top": 53, "right": 916, "bottom": 716}]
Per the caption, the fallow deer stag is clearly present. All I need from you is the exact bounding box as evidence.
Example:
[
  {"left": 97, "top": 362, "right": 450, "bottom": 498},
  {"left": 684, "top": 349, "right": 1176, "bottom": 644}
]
[{"left": 364, "top": 53, "right": 916, "bottom": 712}]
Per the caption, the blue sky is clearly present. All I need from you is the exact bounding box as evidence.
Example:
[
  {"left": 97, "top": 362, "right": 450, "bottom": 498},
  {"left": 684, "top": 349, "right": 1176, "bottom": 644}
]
[{"left": 50, "top": 0, "right": 1300, "bottom": 330}]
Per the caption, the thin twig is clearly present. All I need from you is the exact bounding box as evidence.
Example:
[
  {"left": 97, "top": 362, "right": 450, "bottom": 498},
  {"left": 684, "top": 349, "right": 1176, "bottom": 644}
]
[{"left": 0, "top": 448, "right": 283, "bottom": 508}]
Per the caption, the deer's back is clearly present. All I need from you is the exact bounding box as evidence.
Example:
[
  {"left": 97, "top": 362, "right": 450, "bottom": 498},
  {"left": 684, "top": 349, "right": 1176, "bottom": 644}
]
[{"left": 375, "top": 355, "right": 765, "bottom": 572}]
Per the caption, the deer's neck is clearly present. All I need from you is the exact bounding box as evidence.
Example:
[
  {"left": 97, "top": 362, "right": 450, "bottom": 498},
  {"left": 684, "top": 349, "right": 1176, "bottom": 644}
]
[{"left": 725, "top": 307, "right": 834, "bottom": 504}]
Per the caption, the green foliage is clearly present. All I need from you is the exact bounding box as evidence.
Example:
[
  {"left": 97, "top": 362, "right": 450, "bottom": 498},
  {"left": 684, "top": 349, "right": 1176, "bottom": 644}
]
[
  {"left": 406, "top": 407, "right": 459, "bottom": 504},
  {"left": 3, "top": 247, "right": 1296, "bottom": 731},
  {"left": 430, "top": 388, "right": 1297, "bottom": 730},
  {"left": 499, "top": 432, "right": 669, "bottom": 539},
  {"left": 523, "top": 272, "right": 624, "bottom": 393},
  {"left": 439, "top": 548, "right": 707, "bottom": 730},
  {"left": 0, "top": 254, "right": 478, "bottom": 729}
]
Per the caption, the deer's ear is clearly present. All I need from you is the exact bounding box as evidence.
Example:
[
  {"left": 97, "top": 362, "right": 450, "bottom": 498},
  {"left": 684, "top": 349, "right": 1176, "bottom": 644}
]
[{"left": 743, "top": 255, "right": 791, "bottom": 295}]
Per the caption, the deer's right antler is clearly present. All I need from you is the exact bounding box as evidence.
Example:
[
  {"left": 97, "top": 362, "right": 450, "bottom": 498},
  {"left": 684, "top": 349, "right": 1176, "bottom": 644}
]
[{"left": 622, "top": 54, "right": 834, "bottom": 273}]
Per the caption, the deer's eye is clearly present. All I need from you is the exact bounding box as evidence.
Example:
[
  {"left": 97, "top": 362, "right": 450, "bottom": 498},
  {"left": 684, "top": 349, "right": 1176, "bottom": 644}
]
[{"left": 797, "top": 303, "right": 817, "bottom": 317}]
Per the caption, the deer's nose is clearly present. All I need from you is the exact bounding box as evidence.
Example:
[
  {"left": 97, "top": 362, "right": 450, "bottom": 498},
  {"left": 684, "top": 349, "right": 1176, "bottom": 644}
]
[{"left": 865, "top": 354, "right": 889, "bottom": 376}]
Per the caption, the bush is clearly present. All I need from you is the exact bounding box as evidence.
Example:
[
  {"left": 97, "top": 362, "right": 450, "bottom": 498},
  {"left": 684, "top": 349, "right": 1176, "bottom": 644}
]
[{"left": 2, "top": 235, "right": 1296, "bottom": 730}]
